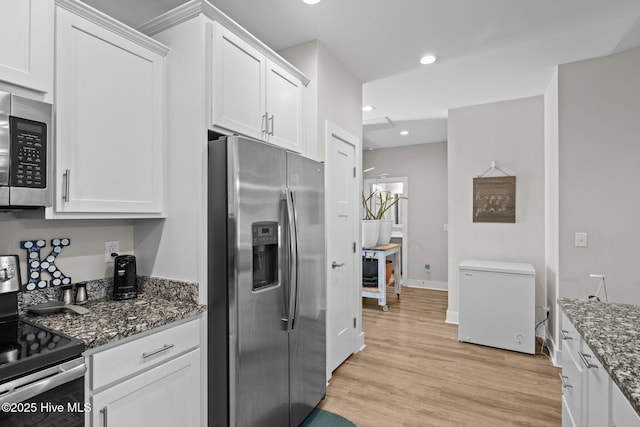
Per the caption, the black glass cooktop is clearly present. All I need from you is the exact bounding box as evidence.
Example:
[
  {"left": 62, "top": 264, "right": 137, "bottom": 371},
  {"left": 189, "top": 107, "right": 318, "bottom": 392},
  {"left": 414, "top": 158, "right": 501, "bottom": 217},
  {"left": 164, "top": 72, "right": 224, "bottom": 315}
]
[{"left": 0, "top": 318, "right": 84, "bottom": 383}]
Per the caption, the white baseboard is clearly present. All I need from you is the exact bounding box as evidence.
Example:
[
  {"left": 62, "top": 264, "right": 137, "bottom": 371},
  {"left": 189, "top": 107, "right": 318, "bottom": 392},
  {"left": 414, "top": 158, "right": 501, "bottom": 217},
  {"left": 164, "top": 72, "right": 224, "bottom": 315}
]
[
  {"left": 404, "top": 279, "right": 448, "bottom": 291},
  {"left": 446, "top": 309, "right": 459, "bottom": 325},
  {"left": 544, "top": 325, "right": 560, "bottom": 367},
  {"left": 355, "top": 331, "right": 366, "bottom": 353}
]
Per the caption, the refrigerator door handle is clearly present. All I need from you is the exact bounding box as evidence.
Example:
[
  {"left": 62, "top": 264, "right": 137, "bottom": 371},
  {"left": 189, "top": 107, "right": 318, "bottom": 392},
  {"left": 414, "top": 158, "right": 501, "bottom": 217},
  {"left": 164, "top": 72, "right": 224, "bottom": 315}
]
[{"left": 285, "top": 187, "right": 300, "bottom": 331}]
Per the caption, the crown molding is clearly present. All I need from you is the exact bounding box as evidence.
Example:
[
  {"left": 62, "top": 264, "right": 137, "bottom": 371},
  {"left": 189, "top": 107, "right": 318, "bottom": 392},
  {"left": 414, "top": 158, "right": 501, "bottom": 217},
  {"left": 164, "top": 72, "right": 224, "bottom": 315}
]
[
  {"left": 137, "top": 0, "right": 309, "bottom": 86},
  {"left": 55, "top": 0, "right": 169, "bottom": 56}
]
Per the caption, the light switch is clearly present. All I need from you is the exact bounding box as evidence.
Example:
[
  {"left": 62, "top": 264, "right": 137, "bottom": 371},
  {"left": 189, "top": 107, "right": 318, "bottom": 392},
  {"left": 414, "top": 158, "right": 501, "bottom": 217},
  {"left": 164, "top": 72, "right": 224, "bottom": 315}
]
[{"left": 575, "top": 232, "right": 588, "bottom": 248}]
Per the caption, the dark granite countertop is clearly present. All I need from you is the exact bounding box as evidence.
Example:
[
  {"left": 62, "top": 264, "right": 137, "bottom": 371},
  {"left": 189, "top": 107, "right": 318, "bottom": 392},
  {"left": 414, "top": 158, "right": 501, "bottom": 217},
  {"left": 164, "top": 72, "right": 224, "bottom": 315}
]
[
  {"left": 558, "top": 297, "right": 640, "bottom": 416},
  {"left": 20, "top": 276, "right": 207, "bottom": 350}
]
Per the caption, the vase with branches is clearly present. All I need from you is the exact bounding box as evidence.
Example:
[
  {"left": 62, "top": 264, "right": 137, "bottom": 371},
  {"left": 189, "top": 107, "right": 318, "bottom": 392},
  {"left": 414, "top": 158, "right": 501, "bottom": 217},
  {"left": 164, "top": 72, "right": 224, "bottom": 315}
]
[
  {"left": 362, "top": 190, "right": 406, "bottom": 220},
  {"left": 362, "top": 190, "right": 407, "bottom": 247}
]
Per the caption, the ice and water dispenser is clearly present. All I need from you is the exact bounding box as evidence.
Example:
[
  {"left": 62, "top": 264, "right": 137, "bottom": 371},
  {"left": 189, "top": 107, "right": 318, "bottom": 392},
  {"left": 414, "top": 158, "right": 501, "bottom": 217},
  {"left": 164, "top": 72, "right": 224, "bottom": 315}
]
[{"left": 252, "top": 222, "right": 279, "bottom": 291}]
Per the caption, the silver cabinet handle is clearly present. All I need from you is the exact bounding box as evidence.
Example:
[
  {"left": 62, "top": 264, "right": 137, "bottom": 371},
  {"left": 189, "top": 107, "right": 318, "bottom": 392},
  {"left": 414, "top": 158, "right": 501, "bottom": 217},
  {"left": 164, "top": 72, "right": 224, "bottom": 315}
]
[
  {"left": 142, "top": 344, "right": 174, "bottom": 359},
  {"left": 560, "top": 329, "right": 573, "bottom": 340},
  {"left": 578, "top": 351, "right": 598, "bottom": 369},
  {"left": 332, "top": 262, "right": 345, "bottom": 269},
  {"left": 261, "top": 113, "right": 268, "bottom": 136},
  {"left": 559, "top": 373, "right": 572, "bottom": 389},
  {"left": 63, "top": 169, "right": 71, "bottom": 202},
  {"left": 268, "top": 114, "right": 274, "bottom": 136},
  {"left": 101, "top": 406, "right": 108, "bottom": 427}
]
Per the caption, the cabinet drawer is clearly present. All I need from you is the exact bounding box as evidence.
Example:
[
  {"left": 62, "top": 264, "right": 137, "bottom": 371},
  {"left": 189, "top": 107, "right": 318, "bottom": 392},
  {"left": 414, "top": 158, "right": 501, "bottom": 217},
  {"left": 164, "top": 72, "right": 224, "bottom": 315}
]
[
  {"left": 560, "top": 312, "right": 581, "bottom": 356},
  {"left": 91, "top": 318, "right": 200, "bottom": 390}
]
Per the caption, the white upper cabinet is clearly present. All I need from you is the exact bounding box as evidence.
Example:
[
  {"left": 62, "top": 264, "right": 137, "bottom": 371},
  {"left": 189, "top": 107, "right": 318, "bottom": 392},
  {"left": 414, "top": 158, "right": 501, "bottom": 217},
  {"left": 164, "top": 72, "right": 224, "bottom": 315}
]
[
  {"left": 211, "top": 22, "right": 305, "bottom": 153},
  {"left": 0, "top": 0, "right": 54, "bottom": 95},
  {"left": 265, "top": 60, "right": 304, "bottom": 152},
  {"left": 51, "top": 1, "right": 167, "bottom": 218},
  {"left": 212, "top": 24, "right": 265, "bottom": 141}
]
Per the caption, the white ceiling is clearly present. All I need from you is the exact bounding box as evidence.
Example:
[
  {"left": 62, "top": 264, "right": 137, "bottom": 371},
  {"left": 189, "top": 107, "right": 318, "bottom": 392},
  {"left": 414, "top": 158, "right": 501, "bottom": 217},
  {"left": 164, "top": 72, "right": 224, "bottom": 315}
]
[{"left": 84, "top": 0, "right": 640, "bottom": 150}]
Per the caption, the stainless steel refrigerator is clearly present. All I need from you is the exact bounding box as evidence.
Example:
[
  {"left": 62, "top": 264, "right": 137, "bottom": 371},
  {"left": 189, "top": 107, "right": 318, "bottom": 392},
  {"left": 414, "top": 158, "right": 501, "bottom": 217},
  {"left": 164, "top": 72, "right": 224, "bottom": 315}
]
[{"left": 208, "top": 135, "right": 326, "bottom": 427}]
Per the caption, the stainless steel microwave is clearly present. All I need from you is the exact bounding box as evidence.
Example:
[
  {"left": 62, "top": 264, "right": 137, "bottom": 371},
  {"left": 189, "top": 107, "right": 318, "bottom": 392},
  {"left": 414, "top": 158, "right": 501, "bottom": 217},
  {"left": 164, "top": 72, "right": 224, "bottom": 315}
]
[{"left": 0, "top": 91, "right": 52, "bottom": 208}]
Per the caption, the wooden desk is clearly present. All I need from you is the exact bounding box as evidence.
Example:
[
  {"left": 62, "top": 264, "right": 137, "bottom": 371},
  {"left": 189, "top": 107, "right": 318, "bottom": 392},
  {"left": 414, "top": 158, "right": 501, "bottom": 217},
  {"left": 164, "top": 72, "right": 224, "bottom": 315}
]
[{"left": 362, "top": 243, "right": 401, "bottom": 311}]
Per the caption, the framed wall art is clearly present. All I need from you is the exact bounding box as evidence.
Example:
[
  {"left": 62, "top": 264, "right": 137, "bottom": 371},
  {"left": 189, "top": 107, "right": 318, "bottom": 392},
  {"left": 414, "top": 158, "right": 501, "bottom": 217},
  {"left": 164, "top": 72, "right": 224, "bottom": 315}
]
[{"left": 473, "top": 176, "right": 516, "bottom": 223}]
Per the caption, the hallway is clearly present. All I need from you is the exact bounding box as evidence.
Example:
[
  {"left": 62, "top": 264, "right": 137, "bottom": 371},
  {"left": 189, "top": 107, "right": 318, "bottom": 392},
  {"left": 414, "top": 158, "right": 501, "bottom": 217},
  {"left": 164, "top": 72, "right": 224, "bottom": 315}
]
[{"left": 318, "top": 287, "right": 561, "bottom": 426}]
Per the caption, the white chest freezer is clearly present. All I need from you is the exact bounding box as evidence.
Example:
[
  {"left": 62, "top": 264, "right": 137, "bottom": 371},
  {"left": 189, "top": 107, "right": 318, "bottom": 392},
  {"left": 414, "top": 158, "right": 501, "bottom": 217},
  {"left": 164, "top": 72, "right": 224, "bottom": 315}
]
[{"left": 458, "top": 259, "right": 535, "bottom": 354}]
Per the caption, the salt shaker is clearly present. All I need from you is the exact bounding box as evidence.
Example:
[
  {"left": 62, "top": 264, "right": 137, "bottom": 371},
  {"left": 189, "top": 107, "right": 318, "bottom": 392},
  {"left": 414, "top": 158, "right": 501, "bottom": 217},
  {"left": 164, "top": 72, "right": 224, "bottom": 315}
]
[
  {"left": 61, "top": 284, "right": 74, "bottom": 305},
  {"left": 74, "top": 282, "right": 88, "bottom": 305}
]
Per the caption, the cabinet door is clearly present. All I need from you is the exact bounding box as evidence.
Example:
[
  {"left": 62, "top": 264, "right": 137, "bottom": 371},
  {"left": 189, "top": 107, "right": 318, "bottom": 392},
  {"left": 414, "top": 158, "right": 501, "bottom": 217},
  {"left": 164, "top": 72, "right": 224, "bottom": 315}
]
[
  {"left": 212, "top": 22, "right": 265, "bottom": 140},
  {"left": 560, "top": 313, "right": 586, "bottom": 427},
  {"left": 561, "top": 347, "right": 585, "bottom": 427},
  {"left": 55, "top": 7, "right": 165, "bottom": 216},
  {"left": 0, "top": 0, "right": 53, "bottom": 94},
  {"left": 612, "top": 381, "right": 640, "bottom": 427},
  {"left": 91, "top": 349, "right": 201, "bottom": 427},
  {"left": 583, "top": 344, "right": 611, "bottom": 426},
  {"left": 266, "top": 60, "right": 304, "bottom": 153}
]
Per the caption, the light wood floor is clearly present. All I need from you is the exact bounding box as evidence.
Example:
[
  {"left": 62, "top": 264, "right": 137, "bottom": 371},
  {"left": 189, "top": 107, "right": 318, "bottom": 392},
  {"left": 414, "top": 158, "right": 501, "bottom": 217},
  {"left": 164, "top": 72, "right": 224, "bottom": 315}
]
[{"left": 317, "top": 286, "right": 561, "bottom": 426}]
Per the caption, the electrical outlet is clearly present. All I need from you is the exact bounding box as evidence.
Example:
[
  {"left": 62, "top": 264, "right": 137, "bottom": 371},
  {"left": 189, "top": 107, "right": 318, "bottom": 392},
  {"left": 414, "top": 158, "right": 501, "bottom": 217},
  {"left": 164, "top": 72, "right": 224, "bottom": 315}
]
[
  {"left": 105, "top": 241, "right": 119, "bottom": 262},
  {"left": 575, "top": 232, "right": 588, "bottom": 247}
]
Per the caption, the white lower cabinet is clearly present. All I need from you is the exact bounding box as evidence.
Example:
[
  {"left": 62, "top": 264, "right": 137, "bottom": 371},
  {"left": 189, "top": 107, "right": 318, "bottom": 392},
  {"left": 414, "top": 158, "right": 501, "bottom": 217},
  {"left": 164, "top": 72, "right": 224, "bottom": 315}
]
[
  {"left": 87, "top": 318, "right": 201, "bottom": 427},
  {"left": 560, "top": 311, "right": 640, "bottom": 427},
  {"left": 560, "top": 312, "right": 586, "bottom": 427},
  {"left": 91, "top": 349, "right": 200, "bottom": 427},
  {"left": 612, "top": 381, "right": 640, "bottom": 427},
  {"left": 584, "top": 345, "right": 611, "bottom": 427}
]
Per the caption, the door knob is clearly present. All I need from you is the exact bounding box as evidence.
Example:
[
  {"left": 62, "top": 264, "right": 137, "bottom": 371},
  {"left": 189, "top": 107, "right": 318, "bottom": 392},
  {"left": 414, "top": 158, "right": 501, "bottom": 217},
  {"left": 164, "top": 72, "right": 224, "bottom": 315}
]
[{"left": 331, "top": 262, "right": 345, "bottom": 269}]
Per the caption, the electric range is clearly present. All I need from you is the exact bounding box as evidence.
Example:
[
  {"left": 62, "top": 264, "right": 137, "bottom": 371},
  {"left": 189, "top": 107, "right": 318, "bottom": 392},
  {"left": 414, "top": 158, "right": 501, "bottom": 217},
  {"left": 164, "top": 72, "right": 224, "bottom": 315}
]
[
  {"left": 0, "top": 317, "right": 85, "bottom": 384},
  {"left": 0, "top": 254, "right": 86, "bottom": 426}
]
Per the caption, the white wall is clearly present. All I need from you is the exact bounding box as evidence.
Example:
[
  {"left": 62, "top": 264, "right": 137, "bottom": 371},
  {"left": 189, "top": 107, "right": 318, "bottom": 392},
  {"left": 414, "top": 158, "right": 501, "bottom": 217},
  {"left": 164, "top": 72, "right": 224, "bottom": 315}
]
[
  {"left": 447, "top": 96, "right": 546, "bottom": 324},
  {"left": 133, "top": 17, "right": 209, "bottom": 304},
  {"left": 277, "top": 41, "right": 320, "bottom": 160},
  {"left": 557, "top": 45, "right": 640, "bottom": 304},
  {"left": 544, "top": 68, "right": 560, "bottom": 356},
  {"left": 279, "top": 40, "right": 362, "bottom": 162},
  {"left": 0, "top": 214, "right": 134, "bottom": 283},
  {"left": 363, "top": 142, "right": 448, "bottom": 287}
]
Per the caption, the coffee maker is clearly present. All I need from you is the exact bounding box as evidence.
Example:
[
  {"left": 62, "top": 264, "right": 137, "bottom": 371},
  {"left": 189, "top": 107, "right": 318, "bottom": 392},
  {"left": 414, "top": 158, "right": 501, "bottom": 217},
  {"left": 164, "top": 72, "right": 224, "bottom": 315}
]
[{"left": 113, "top": 255, "right": 137, "bottom": 300}]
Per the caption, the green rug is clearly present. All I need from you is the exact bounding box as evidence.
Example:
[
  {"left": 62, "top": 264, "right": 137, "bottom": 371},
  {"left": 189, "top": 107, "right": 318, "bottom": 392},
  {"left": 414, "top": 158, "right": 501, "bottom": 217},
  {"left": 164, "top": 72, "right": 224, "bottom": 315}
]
[{"left": 300, "top": 408, "right": 356, "bottom": 427}]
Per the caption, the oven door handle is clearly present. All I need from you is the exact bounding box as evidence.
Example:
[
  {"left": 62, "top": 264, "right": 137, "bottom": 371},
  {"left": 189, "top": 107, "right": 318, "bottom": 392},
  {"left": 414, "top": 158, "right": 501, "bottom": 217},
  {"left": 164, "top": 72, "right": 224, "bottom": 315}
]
[{"left": 0, "top": 358, "right": 86, "bottom": 404}]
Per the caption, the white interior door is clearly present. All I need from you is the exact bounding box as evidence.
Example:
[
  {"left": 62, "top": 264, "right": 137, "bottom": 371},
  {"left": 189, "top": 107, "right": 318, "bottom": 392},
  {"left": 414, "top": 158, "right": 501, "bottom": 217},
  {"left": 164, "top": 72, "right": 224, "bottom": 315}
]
[{"left": 326, "top": 122, "right": 359, "bottom": 378}]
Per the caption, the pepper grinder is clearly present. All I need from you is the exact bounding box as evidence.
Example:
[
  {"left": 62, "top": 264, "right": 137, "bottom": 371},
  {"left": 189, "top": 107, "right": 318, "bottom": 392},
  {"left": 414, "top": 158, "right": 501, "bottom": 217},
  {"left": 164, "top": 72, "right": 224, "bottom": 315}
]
[
  {"left": 61, "top": 284, "right": 74, "bottom": 305},
  {"left": 75, "top": 282, "right": 88, "bottom": 305}
]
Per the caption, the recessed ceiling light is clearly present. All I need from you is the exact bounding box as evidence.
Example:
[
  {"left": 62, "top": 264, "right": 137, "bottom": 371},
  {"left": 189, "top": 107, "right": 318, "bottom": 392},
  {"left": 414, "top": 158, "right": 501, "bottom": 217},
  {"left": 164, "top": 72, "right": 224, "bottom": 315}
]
[
  {"left": 362, "top": 105, "right": 375, "bottom": 112},
  {"left": 420, "top": 54, "right": 437, "bottom": 65},
  {"left": 400, "top": 130, "right": 409, "bottom": 135},
  {"left": 302, "top": 0, "right": 321, "bottom": 4}
]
